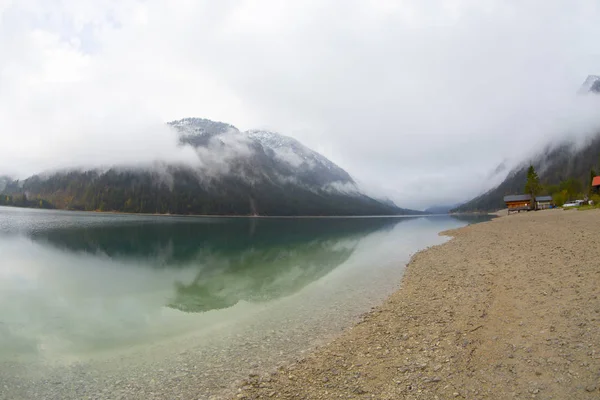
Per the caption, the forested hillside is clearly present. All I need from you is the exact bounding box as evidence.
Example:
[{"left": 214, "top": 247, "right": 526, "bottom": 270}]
[
  {"left": 455, "top": 76, "right": 600, "bottom": 212},
  {"left": 0, "top": 118, "right": 419, "bottom": 216},
  {"left": 1, "top": 167, "right": 405, "bottom": 216},
  {"left": 453, "top": 134, "right": 600, "bottom": 212}
]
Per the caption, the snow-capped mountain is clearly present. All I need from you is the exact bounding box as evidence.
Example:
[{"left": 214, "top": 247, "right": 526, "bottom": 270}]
[
  {"left": 247, "top": 130, "right": 338, "bottom": 172},
  {"left": 168, "top": 117, "right": 237, "bottom": 137},
  {"left": 248, "top": 130, "right": 356, "bottom": 188},
  {"left": 169, "top": 118, "right": 355, "bottom": 189},
  {"left": 1, "top": 118, "right": 420, "bottom": 216}
]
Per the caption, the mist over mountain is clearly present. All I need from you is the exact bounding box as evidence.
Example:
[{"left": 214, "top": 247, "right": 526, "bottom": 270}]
[
  {"left": 453, "top": 136, "right": 600, "bottom": 212},
  {"left": 580, "top": 75, "right": 600, "bottom": 94},
  {"left": 0, "top": 176, "right": 10, "bottom": 193},
  {"left": 170, "top": 118, "right": 356, "bottom": 188},
  {"left": 424, "top": 204, "right": 458, "bottom": 214},
  {"left": 454, "top": 76, "right": 600, "bottom": 212},
  {"left": 0, "top": 118, "right": 420, "bottom": 216}
]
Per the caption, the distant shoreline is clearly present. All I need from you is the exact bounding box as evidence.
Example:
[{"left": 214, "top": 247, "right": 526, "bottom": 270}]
[
  {"left": 449, "top": 210, "right": 500, "bottom": 216},
  {"left": 0, "top": 204, "right": 438, "bottom": 219}
]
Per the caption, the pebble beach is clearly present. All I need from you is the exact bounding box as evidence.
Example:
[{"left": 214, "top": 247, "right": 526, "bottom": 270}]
[{"left": 236, "top": 209, "right": 600, "bottom": 399}]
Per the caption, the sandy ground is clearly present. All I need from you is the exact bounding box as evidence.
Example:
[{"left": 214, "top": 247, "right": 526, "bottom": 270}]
[{"left": 235, "top": 209, "right": 600, "bottom": 399}]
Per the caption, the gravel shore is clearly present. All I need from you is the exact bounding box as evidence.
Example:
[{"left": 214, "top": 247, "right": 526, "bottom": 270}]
[{"left": 236, "top": 209, "right": 600, "bottom": 399}]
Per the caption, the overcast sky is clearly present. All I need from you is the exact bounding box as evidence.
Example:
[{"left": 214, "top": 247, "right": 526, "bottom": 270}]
[{"left": 2, "top": 0, "right": 600, "bottom": 209}]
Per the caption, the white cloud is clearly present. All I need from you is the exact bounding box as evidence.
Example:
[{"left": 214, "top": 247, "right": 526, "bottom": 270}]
[
  {"left": 192, "top": 130, "right": 255, "bottom": 178},
  {"left": 2, "top": 0, "right": 600, "bottom": 208},
  {"left": 272, "top": 148, "right": 304, "bottom": 168}
]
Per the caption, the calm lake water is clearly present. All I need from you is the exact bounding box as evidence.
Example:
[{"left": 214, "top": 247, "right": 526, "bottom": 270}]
[{"left": 0, "top": 207, "right": 491, "bottom": 399}]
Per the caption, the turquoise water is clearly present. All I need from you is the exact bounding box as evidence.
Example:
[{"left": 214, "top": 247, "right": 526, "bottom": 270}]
[{"left": 0, "top": 206, "right": 491, "bottom": 398}]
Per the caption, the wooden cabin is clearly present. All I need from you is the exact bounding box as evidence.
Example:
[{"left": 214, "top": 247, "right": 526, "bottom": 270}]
[
  {"left": 504, "top": 194, "right": 533, "bottom": 214},
  {"left": 592, "top": 176, "right": 600, "bottom": 193},
  {"left": 535, "top": 195, "right": 553, "bottom": 210}
]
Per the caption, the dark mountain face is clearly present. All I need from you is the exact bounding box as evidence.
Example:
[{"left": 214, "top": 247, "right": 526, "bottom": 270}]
[
  {"left": 580, "top": 75, "right": 600, "bottom": 94},
  {"left": 452, "top": 169, "right": 528, "bottom": 212},
  {"left": 454, "top": 131, "right": 600, "bottom": 212},
  {"left": 1, "top": 118, "right": 419, "bottom": 216},
  {"left": 0, "top": 176, "right": 10, "bottom": 192},
  {"left": 424, "top": 204, "right": 457, "bottom": 214},
  {"left": 454, "top": 76, "right": 600, "bottom": 213}
]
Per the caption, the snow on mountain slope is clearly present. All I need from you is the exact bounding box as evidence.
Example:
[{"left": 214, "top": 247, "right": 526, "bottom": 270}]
[
  {"left": 169, "top": 118, "right": 355, "bottom": 187},
  {"left": 168, "top": 117, "right": 238, "bottom": 136},
  {"left": 168, "top": 118, "right": 239, "bottom": 148},
  {"left": 247, "top": 130, "right": 353, "bottom": 179}
]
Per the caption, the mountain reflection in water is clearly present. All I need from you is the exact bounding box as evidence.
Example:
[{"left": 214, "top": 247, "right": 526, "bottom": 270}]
[
  {"left": 0, "top": 208, "right": 492, "bottom": 361},
  {"left": 28, "top": 217, "right": 407, "bottom": 313}
]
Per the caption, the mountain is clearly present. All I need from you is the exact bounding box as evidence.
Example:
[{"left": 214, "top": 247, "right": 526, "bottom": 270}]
[
  {"left": 453, "top": 136, "right": 600, "bottom": 212},
  {"left": 169, "top": 118, "right": 355, "bottom": 188},
  {"left": 168, "top": 117, "right": 237, "bottom": 139},
  {"left": 0, "top": 176, "right": 10, "bottom": 192},
  {"left": 454, "top": 76, "right": 600, "bottom": 212},
  {"left": 579, "top": 75, "right": 600, "bottom": 94},
  {"left": 424, "top": 204, "right": 457, "bottom": 214},
  {"left": 0, "top": 118, "right": 420, "bottom": 216}
]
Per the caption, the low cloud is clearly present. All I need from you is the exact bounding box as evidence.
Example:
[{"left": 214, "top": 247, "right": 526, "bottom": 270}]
[
  {"left": 191, "top": 130, "right": 255, "bottom": 178},
  {"left": 272, "top": 148, "right": 305, "bottom": 169},
  {"left": 0, "top": 84, "right": 201, "bottom": 177}
]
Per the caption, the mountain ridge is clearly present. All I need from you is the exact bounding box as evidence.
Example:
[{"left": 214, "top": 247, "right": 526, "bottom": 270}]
[
  {"left": 453, "top": 75, "right": 600, "bottom": 212},
  {"left": 0, "top": 118, "right": 422, "bottom": 216}
]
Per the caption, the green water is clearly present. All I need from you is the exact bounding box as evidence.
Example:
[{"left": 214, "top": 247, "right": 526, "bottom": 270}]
[{"left": 0, "top": 206, "right": 492, "bottom": 399}]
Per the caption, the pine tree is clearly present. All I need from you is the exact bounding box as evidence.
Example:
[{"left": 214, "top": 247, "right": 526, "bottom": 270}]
[{"left": 525, "top": 165, "right": 541, "bottom": 199}]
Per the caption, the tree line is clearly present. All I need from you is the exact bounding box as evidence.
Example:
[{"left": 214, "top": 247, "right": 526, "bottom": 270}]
[
  {"left": 0, "top": 194, "right": 54, "bottom": 209},
  {"left": 525, "top": 164, "right": 599, "bottom": 206},
  {"left": 0, "top": 168, "right": 402, "bottom": 216}
]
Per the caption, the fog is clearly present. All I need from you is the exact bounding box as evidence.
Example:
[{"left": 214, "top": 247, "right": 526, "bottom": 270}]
[{"left": 2, "top": 1, "right": 600, "bottom": 209}]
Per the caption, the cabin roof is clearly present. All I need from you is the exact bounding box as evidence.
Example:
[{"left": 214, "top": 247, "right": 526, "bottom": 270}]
[
  {"left": 536, "top": 195, "right": 552, "bottom": 202},
  {"left": 504, "top": 194, "right": 532, "bottom": 202},
  {"left": 593, "top": 176, "right": 600, "bottom": 187}
]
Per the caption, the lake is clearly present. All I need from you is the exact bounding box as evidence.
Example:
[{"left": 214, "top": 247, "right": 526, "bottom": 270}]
[{"left": 0, "top": 207, "right": 491, "bottom": 399}]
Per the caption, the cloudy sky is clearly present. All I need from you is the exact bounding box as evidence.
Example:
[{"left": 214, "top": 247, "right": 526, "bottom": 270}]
[{"left": 2, "top": 0, "right": 600, "bottom": 209}]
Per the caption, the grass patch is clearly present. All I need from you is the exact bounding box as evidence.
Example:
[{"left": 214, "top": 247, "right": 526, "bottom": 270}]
[{"left": 576, "top": 204, "right": 600, "bottom": 211}]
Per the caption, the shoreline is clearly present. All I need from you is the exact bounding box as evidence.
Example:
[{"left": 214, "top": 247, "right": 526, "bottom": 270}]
[
  {"left": 0, "top": 205, "right": 433, "bottom": 219},
  {"left": 236, "top": 209, "right": 600, "bottom": 399}
]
